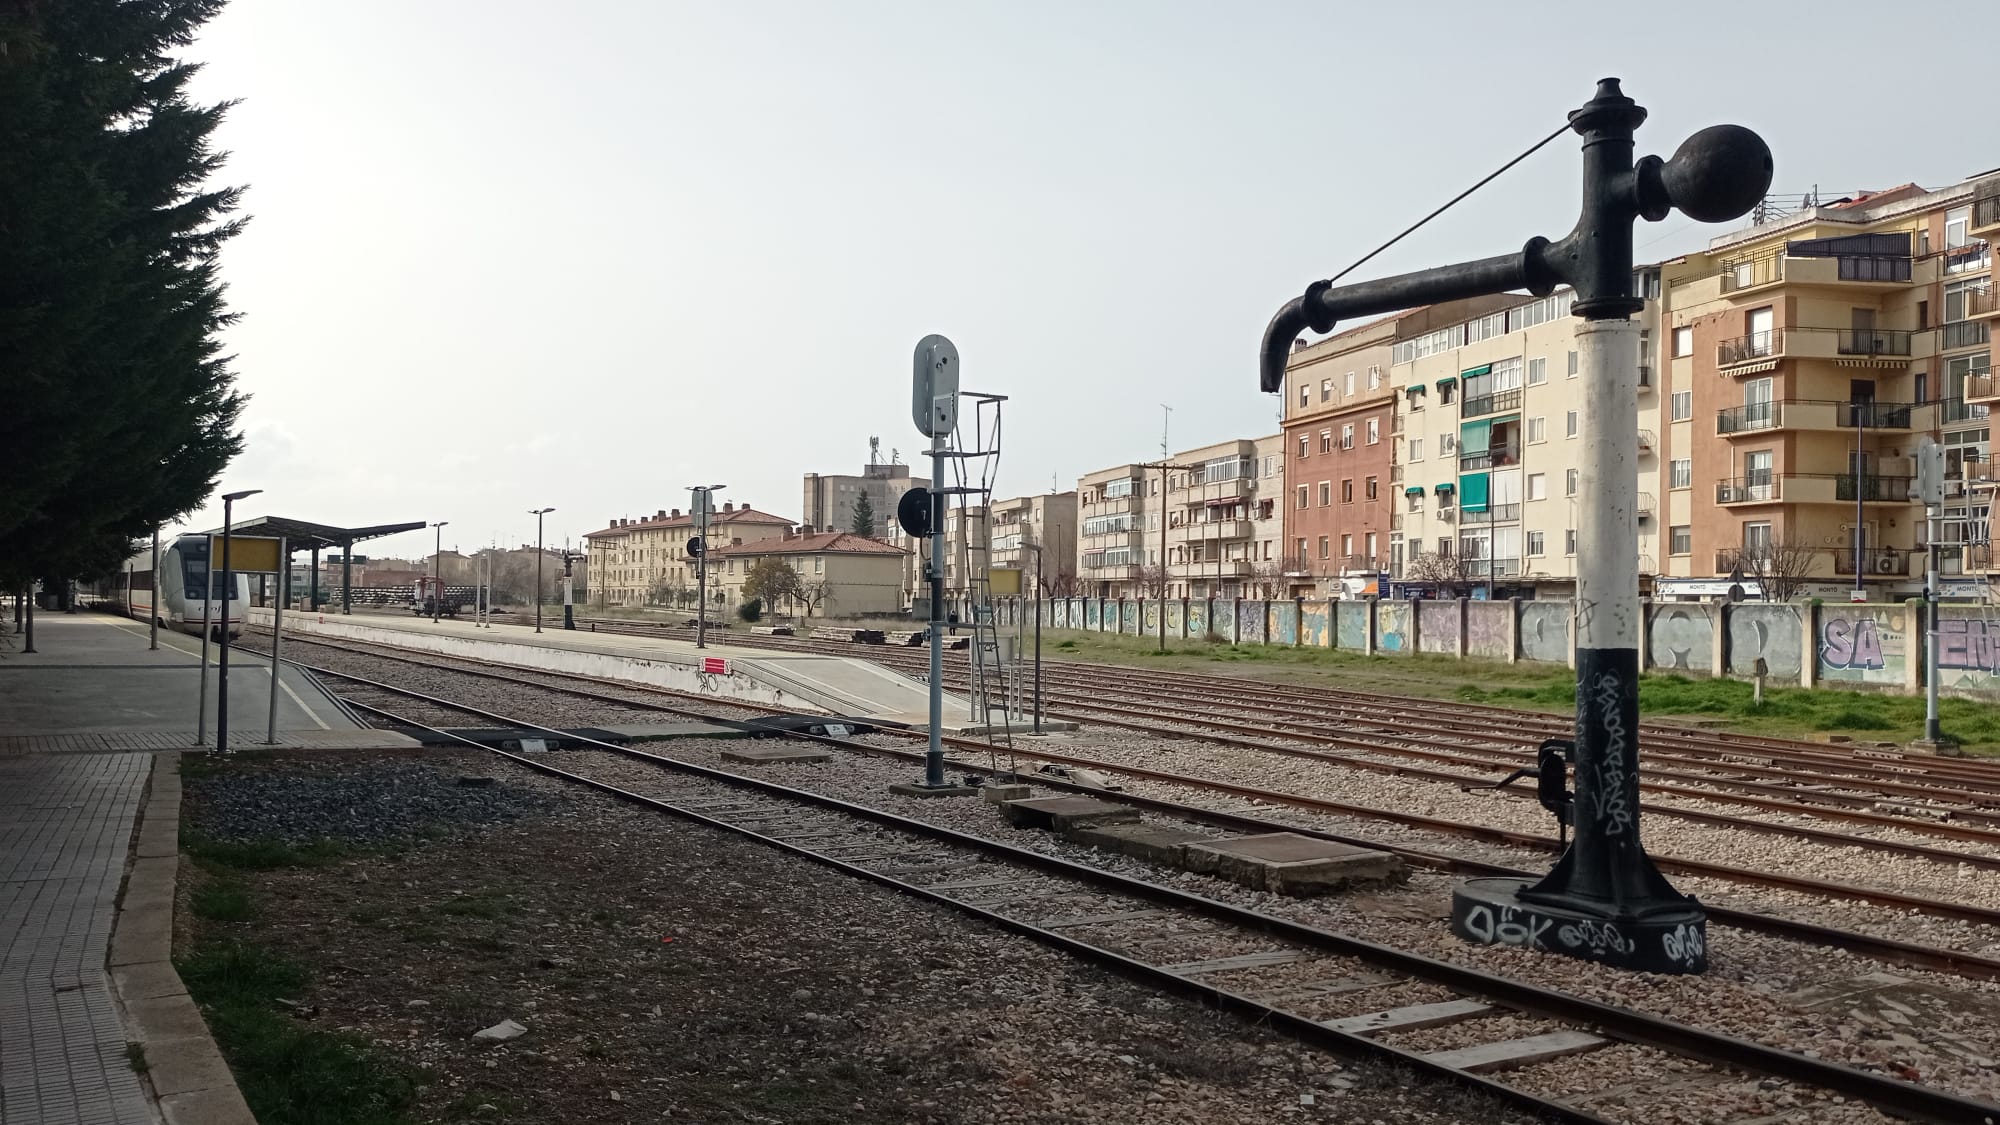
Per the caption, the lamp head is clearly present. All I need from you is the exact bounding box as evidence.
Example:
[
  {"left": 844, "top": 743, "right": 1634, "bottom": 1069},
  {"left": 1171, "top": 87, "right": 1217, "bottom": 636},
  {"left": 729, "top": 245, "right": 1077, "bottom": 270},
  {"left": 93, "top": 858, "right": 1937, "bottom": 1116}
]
[{"left": 221, "top": 489, "right": 262, "bottom": 502}]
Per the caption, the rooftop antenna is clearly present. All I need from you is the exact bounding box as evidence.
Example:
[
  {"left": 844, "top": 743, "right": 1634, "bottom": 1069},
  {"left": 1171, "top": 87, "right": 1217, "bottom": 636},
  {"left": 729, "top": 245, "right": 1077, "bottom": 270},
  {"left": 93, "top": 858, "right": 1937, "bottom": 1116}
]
[
  {"left": 1160, "top": 404, "right": 1173, "bottom": 459},
  {"left": 869, "top": 435, "right": 882, "bottom": 466}
]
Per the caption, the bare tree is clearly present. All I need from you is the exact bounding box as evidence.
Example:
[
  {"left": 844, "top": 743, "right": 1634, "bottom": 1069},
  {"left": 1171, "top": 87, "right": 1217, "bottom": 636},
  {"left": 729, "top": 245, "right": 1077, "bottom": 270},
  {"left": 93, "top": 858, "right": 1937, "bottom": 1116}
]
[
  {"left": 1403, "top": 549, "right": 1474, "bottom": 594},
  {"left": 797, "top": 576, "right": 831, "bottom": 618},
  {"left": 1042, "top": 568, "right": 1081, "bottom": 598},
  {"left": 1135, "top": 562, "right": 1170, "bottom": 598},
  {"left": 1719, "top": 534, "right": 1819, "bottom": 602}
]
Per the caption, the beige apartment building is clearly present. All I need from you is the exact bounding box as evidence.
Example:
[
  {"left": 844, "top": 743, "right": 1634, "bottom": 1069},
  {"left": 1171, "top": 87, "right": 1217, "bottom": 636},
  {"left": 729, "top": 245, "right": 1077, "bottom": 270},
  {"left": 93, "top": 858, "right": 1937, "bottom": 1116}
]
[
  {"left": 1391, "top": 277, "right": 1668, "bottom": 598},
  {"left": 801, "top": 460, "right": 929, "bottom": 538},
  {"left": 989, "top": 491, "right": 1078, "bottom": 593},
  {"left": 709, "top": 530, "right": 908, "bottom": 618},
  {"left": 1161, "top": 436, "right": 1285, "bottom": 599},
  {"left": 582, "top": 503, "right": 792, "bottom": 607},
  {"left": 1668, "top": 174, "right": 1995, "bottom": 597},
  {"left": 1077, "top": 463, "right": 1154, "bottom": 598}
]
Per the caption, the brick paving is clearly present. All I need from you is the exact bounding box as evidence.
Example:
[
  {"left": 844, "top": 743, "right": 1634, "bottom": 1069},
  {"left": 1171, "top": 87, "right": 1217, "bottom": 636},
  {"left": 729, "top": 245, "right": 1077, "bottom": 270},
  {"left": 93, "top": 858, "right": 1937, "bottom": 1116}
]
[{"left": 0, "top": 753, "right": 156, "bottom": 1125}]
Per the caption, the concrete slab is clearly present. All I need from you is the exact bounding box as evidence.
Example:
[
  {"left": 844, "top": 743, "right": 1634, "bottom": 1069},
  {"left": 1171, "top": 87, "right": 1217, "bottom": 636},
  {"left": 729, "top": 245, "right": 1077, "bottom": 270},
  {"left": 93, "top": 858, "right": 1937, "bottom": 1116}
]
[
  {"left": 602, "top": 723, "right": 747, "bottom": 741},
  {"left": 1001, "top": 796, "right": 1140, "bottom": 832},
  {"left": 0, "top": 613, "right": 360, "bottom": 736},
  {"left": 1422, "top": 1030, "right": 1606, "bottom": 1073},
  {"left": 719, "top": 746, "right": 834, "bottom": 765},
  {"left": 1181, "top": 833, "right": 1407, "bottom": 896},
  {"left": 1064, "top": 822, "right": 1210, "bottom": 865},
  {"left": 888, "top": 782, "right": 980, "bottom": 798},
  {"left": 981, "top": 784, "right": 1034, "bottom": 804}
]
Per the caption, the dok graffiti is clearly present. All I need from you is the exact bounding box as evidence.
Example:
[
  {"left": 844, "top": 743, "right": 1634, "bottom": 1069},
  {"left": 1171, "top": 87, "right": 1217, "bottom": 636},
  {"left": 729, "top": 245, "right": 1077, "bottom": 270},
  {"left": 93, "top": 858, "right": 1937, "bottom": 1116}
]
[
  {"left": 1818, "top": 609, "right": 1908, "bottom": 685},
  {"left": 1459, "top": 901, "right": 1703, "bottom": 968}
]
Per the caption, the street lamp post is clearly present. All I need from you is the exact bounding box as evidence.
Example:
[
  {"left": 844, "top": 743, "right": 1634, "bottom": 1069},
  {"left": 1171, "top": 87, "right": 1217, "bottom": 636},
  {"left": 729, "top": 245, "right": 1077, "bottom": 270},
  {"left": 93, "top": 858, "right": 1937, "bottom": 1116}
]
[
  {"left": 689, "top": 485, "right": 726, "bottom": 649},
  {"left": 431, "top": 522, "right": 448, "bottom": 622},
  {"left": 530, "top": 507, "right": 555, "bottom": 632},
  {"left": 215, "top": 488, "right": 262, "bottom": 753},
  {"left": 1024, "top": 542, "right": 1044, "bottom": 734}
]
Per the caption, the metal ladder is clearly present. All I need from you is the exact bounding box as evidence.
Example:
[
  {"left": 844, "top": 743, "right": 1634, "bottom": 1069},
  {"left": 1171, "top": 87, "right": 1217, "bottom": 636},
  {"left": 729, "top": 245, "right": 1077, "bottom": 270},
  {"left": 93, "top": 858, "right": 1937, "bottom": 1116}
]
[{"left": 939, "top": 393, "right": 1017, "bottom": 774}]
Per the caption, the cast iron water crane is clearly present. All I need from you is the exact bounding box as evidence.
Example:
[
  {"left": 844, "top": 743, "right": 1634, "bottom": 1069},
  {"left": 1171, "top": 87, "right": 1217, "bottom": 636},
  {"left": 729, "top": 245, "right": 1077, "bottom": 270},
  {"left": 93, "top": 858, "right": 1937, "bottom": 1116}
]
[{"left": 1257, "top": 79, "right": 1771, "bottom": 973}]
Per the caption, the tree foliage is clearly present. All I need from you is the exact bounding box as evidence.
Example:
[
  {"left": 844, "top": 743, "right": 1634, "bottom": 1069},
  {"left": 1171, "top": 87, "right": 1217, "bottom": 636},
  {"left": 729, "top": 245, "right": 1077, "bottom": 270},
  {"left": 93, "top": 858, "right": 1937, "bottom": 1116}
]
[
  {"left": 1403, "top": 550, "right": 1474, "bottom": 589},
  {"left": 849, "top": 493, "right": 877, "bottom": 537},
  {"left": 0, "top": 0, "right": 247, "bottom": 589},
  {"left": 741, "top": 557, "right": 802, "bottom": 608}
]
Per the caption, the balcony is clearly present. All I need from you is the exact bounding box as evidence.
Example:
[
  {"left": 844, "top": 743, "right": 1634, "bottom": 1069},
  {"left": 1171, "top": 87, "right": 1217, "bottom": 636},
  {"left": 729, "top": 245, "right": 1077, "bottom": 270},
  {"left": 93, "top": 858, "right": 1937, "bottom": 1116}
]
[
  {"left": 1784, "top": 253, "right": 1914, "bottom": 288},
  {"left": 1976, "top": 187, "right": 2000, "bottom": 236},
  {"left": 1081, "top": 562, "right": 1140, "bottom": 578},
  {"left": 1717, "top": 401, "right": 1782, "bottom": 434},
  {"left": 1717, "top": 476, "right": 1779, "bottom": 505},
  {"left": 1942, "top": 321, "right": 1991, "bottom": 351},
  {"left": 1637, "top": 364, "right": 1653, "bottom": 390},
  {"left": 1834, "top": 473, "right": 1915, "bottom": 503},
  {"left": 1835, "top": 400, "right": 1915, "bottom": 429},
  {"left": 1183, "top": 518, "right": 1254, "bottom": 540},
  {"left": 1460, "top": 557, "right": 1523, "bottom": 578},
  {"left": 1965, "top": 375, "right": 2000, "bottom": 406},
  {"left": 1833, "top": 550, "right": 1911, "bottom": 578},
  {"left": 1460, "top": 388, "right": 1523, "bottom": 420},
  {"left": 1458, "top": 445, "right": 1521, "bottom": 471},
  {"left": 1460, "top": 503, "right": 1521, "bottom": 524},
  {"left": 1718, "top": 329, "right": 1781, "bottom": 367},
  {"left": 1719, "top": 255, "right": 1784, "bottom": 293},
  {"left": 1172, "top": 559, "right": 1254, "bottom": 578},
  {"left": 1191, "top": 477, "right": 1252, "bottom": 502},
  {"left": 1943, "top": 396, "right": 1991, "bottom": 424},
  {"left": 1972, "top": 286, "right": 2000, "bottom": 321},
  {"left": 1638, "top": 429, "right": 1656, "bottom": 454},
  {"left": 1637, "top": 493, "right": 1655, "bottom": 517},
  {"left": 1830, "top": 328, "right": 1912, "bottom": 357}
]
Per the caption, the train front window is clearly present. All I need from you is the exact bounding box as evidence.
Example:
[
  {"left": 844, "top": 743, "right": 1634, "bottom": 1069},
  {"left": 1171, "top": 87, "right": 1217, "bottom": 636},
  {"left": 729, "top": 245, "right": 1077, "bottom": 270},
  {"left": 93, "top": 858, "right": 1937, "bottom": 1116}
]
[{"left": 179, "top": 539, "right": 238, "bottom": 600}]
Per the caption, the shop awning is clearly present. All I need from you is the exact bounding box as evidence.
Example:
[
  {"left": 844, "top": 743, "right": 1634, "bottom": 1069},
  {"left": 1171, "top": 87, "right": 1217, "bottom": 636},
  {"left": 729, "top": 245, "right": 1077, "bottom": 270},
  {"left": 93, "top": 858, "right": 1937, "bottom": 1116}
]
[
  {"left": 1434, "top": 482, "right": 1455, "bottom": 493},
  {"left": 1405, "top": 383, "right": 1428, "bottom": 394},
  {"left": 1461, "top": 364, "right": 1492, "bottom": 379},
  {"left": 1436, "top": 376, "right": 1458, "bottom": 388},
  {"left": 1404, "top": 485, "right": 1425, "bottom": 496}
]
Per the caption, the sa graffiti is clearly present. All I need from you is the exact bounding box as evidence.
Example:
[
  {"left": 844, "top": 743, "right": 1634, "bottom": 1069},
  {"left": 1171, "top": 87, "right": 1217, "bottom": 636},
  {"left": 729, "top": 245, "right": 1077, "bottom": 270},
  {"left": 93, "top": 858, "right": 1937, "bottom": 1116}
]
[{"left": 1820, "top": 615, "right": 1886, "bottom": 671}]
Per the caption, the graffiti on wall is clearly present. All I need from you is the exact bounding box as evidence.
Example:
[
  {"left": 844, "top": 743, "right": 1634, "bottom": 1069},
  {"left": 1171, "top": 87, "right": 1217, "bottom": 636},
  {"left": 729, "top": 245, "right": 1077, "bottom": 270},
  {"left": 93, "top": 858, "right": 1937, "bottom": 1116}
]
[
  {"left": 1465, "top": 601, "right": 1510, "bottom": 659},
  {"left": 1648, "top": 605, "right": 1714, "bottom": 673},
  {"left": 1336, "top": 601, "right": 1369, "bottom": 650},
  {"left": 1938, "top": 615, "right": 2000, "bottom": 688},
  {"left": 1376, "top": 601, "right": 1410, "bottom": 652},
  {"left": 1817, "top": 606, "right": 1907, "bottom": 686}
]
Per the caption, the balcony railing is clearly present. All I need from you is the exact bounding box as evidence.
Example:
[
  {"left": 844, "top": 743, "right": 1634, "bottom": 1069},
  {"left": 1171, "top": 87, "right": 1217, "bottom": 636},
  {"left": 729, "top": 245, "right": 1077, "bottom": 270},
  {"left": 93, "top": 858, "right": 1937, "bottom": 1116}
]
[
  {"left": 1638, "top": 429, "right": 1656, "bottom": 452},
  {"left": 1718, "top": 329, "right": 1781, "bottom": 366},
  {"left": 1971, "top": 286, "right": 2000, "bottom": 319},
  {"left": 1460, "top": 557, "right": 1523, "bottom": 578},
  {"left": 1720, "top": 256, "right": 1783, "bottom": 291},
  {"left": 1831, "top": 328, "right": 1912, "bottom": 357},
  {"left": 1717, "top": 401, "right": 1782, "bottom": 434},
  {"left": 1637, "top": 492, "right": 1655, "bottom": 516},
  {"left": 1943, "top": 396, "right": 1991, "bottom": 424},
  {"left": 1717, "top": 475, "right": 1778, "bottom": 504},
  {"left": 1460, "top": 503, "right": 1522, "bottom": 524},
  {"left": 1830, "top": 255, "right": 1913, "bottom": 283},
  {"left": 1837, "top": 401, "right": 1914, "bottom": 428},
  {"left": 1458, "top": 445, "right": 1521, "bottom": 471},
  {"left": 1836, "top": 473, "right": 1915, "bottom": 502},
  {"left": 1942, "top": 320, "right": 1991, "bottom": 350},
  {"left": 1976, "top": 190, "right": 2000, "bottom": 232},
  {"left": 1460, "top": 388, "right": 1523, "bottom": 420},
  {"left": 1833, "top": 550, "right": 1911, "bottom": 577}
]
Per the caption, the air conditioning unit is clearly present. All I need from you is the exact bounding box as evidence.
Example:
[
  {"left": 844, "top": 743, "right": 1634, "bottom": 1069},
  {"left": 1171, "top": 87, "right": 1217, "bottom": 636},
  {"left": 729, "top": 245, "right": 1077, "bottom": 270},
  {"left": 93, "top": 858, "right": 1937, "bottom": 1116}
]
[{"left": 1874, "top": 554, "right": 1901, "bottom": 574}]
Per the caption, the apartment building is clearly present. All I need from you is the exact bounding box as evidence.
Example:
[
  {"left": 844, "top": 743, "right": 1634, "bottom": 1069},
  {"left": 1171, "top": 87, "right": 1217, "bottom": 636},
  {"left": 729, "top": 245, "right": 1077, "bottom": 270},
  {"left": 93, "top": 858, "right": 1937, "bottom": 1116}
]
[
  {"left": 989, "top": 491, "right": 1079, "bottom": 592},
  {"left": 582, "top": 502, "right": 792, "bottom": 606},
  {"left": 709, "top": 530, "right": 908, "bottom": 617},
  {"left": 801, "top": 461, "right": 930, "bottom": 538},
  {"left": 1391, "top": 276, "right": 1668, "bottom": 598},
  {"left": 1077, "top": 463, "right": 1155, "bottom": 598},
  {"left": 1668, "top": 174, "right": 1995, "bottom": 596},
  {"left": 1281, "top": 297, "right": 1519, "bottom": 597},
  {"left": 1161, "top": 436, "right": 1284, "bottom": 599}
]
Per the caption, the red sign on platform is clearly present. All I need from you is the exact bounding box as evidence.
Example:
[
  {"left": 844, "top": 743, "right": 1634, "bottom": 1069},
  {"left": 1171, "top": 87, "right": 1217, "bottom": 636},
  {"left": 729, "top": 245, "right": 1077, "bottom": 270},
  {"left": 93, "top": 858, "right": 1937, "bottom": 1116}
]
[{"left": 701, "top": 657, "right": 730, "bottom": 675}]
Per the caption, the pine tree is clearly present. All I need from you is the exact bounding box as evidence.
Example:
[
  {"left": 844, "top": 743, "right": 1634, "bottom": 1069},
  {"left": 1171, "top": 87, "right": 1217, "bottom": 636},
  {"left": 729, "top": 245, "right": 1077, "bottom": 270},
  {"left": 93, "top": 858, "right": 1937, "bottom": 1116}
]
[
  {"left": 850, "top": 492, "right": 877, "bottom": 537},
  {"left": 0, "top": 0, "right": 246, "bottom": 589}
]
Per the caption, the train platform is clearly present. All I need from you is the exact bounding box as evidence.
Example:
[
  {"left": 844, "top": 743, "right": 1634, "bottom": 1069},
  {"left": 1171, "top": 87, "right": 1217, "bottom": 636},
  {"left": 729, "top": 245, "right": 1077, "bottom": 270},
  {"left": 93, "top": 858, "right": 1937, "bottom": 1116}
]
[
  {"left": 252, "top": 608, "right": 995, "bottom": 730},
  {"left": 0, "top": 615, "right": 419, "bottom": 1125}
]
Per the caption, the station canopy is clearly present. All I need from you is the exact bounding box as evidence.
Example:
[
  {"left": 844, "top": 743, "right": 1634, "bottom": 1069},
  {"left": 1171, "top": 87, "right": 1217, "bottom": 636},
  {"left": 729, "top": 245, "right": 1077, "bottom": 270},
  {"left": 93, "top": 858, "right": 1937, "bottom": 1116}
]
[{"left": 192, "top": 516, "right": 427, "bottom": 552}]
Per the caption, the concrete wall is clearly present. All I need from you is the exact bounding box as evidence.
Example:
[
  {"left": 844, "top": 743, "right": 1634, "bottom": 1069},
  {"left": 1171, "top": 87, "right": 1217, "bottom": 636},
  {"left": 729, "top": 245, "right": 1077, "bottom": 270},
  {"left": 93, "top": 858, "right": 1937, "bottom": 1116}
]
[{"left": 1002, "top": 596, "right": 1992, "bottom": 700}]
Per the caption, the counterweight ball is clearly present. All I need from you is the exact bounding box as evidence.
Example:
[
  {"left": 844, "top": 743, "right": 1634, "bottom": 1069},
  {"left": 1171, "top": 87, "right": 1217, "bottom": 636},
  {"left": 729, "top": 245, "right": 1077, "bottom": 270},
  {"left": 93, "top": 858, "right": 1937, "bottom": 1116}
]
[{"left": 1658, "top": 124, "right": 1773, "bottom": 223}]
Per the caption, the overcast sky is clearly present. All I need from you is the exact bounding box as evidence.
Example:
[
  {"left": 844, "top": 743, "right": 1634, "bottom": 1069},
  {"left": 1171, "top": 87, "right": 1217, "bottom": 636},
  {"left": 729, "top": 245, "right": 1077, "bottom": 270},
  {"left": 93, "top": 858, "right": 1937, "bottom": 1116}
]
[{"left": 174, "top": 0, "right": 1996, "bottom": 559}]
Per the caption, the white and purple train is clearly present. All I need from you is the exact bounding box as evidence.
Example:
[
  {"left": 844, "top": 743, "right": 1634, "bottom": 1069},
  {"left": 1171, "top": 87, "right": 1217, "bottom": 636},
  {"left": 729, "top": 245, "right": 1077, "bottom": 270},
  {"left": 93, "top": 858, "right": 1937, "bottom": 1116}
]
[{"left": 92, "top": 534, "right": 252, "bottom": 638}]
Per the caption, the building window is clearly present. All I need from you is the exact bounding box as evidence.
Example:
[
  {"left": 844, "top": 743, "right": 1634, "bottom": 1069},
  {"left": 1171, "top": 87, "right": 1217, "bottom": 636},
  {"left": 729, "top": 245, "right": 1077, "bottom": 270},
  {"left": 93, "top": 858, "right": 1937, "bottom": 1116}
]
[
  {"left": 1321, "top": 378, "right": 1333, "bottom": 402},
  {"left": 1744, "top": 521, "right": 1773, "bottom": 555},
  {"left": 1527, "top": 530, "right": 1546, "bottom": 557},
  {"left": 1407, "top": 491, "right": 1424, "bottom": 512},
  {"left": 1345, "top": 371, "right": 1357, "bottom": 395},
  {"left": 1566, "top": 410, "right": 1579, "bottom": 438},
  {"left": 1565, "top": 468, "right": 1579, "bottom": 496},
  {"left": 1409, "top": 437, "right": 1425, "bottom": 461},
  {"left": 1365, "top": 476, "right": 1378, "bottom": 500},
  {"left": 1341, "top": 533, "right": 1353, "bottom": 557},
  {"left": 1365, "top": 532, "right": 1377, "bottom": 559},
  {"left": 1565, "top": 529, "right": 1577, "bottom": 555},
  {"left": 1526, "top": 416, "right": 1546, "bottom": 444},
  {"left": 1295, "top": 537, "right": 1307, "bottom": 562},
  {"left": 1299, "top": 384, "right": 1310, "bottom": 407},
  {"left": 1670, "top": 525, "right": 1691, "bottom": 555},
  {"left": 1368, "top": 366, "right": 1382, "bottom": 389},
  {"left": 1670, "top": 390, "right": 1692, "bottom": 421},
  {"left": 1298, "top": 434, "right": 1309, "bottom": 458},
  {"left": 1367, "top": 418, "right": 1380, "bottom": 444},
  {"left": 1526, "top": 473, "right": 1546, "bottom": 501},
  {"left": 1340, "top": 424, "right": 1355, "bottom": 449},
  {"left": 1947, "top": 206, "right": 1971, "bottom": 250},
  {"left": 1318, "top": 535, "right": 1330, "bottom": 559},
  {"left": 1438, "top": 537, "right": 1453, "bottom": 557},
  {"left": 1670, "top": 459, "right": 1691, "bottom": 489},
  {"left": 1567, "top": 350, "right": 1579, "bottom": 378},
  {"left": 1320, "top": 430, "right": 1333, "bottom": 454},
  {"left": 1318, "top": 482, "right": 1331, "bottom": 506},
  {"left": 1528, "top": 357, "right": 1547, "bottom": 386},
  {"left": 1673, "top": 326, "right": 1692, "bottom": 358},
  {"left": 1296, "top": 484, "right": 1309, "bottom": 509},
  {"left": 1341, "top": 479, "right": 1354, "bottom": 503}
]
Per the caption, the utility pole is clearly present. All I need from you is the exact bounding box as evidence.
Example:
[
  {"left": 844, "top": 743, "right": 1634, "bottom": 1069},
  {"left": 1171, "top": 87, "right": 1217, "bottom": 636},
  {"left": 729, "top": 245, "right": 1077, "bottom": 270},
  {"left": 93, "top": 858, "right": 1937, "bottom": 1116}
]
[
  {"left": 689, "top": 485, "right": 725, "bottom": 648},
  {"left": 530, "top": 507, "right": 555, "bottom": 632},
  {"left": 1253, "top": 79, "right": 1769, "bottom": 973},
  {"left": 430, "top": 522, "right": 449, "bottom": 622},
  {"left": 216, "top": 489, "right": 262, "bottom": 753},
  {"left": 1852, "top": 392, "right": 1870, "bottom": 603},
  {"left": 562, "top": 542, "right": 580, "bottom": 630},
  {"left": 1913, "top": 438, "right": 1950, "bottom": 751}
]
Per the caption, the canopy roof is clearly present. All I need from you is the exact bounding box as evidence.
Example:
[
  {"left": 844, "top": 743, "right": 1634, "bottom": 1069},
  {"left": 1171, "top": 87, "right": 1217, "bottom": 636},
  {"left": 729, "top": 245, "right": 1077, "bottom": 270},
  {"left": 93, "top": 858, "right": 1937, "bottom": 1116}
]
[{"left": 192, "top": 516, "right": 428, "bottom": 551}]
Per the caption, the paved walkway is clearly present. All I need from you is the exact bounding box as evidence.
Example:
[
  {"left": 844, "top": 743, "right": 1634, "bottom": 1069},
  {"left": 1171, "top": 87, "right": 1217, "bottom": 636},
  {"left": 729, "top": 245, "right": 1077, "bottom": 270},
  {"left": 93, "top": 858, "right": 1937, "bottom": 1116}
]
[{"left": 0, "top": 752, "right": 155, "bottom": 1125}]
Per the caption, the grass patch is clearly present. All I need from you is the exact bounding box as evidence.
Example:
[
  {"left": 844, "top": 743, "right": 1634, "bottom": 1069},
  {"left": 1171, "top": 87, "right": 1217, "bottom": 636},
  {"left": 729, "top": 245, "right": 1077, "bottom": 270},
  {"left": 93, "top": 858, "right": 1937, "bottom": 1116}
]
[
  {"left": 125, "top": 1042, "right": 148, "bottom": 1074},
  {"left": 178, "top": 940, "right": 421, "bottom": 1125},
  {"left": 190, "top": 881, "right": 254, "bottom": 923},
  {"left": 182, "top": 833, "right": 355, "bottom": 872}
]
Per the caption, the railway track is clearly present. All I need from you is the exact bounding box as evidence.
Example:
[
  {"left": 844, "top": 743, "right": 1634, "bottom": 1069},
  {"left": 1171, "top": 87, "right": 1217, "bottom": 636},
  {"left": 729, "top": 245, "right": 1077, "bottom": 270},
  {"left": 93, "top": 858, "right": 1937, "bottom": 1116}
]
[
  {"left": 253, "top": 631, "right": 2000, "bottom": 963},
  {"left": 291, "top": 653, "right": 2000, "bottom": 1124}
]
